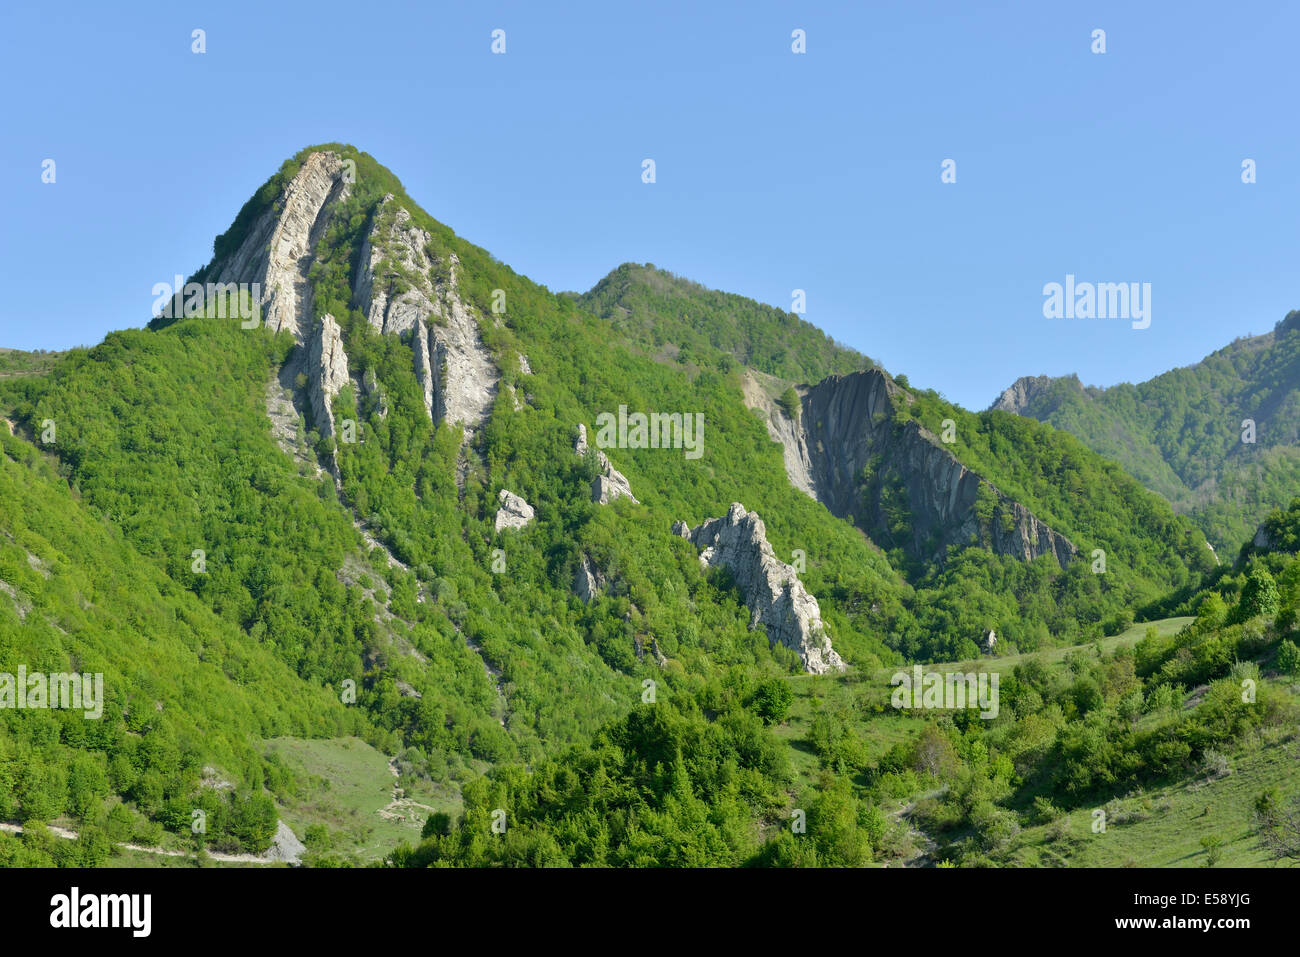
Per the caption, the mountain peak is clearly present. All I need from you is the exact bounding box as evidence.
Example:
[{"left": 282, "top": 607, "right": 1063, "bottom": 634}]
[
  {"left": 989, "top": 373, "right": 1083, "bottom": 415},
  {"left": 576, "top": 262, "right": 871, "bottom": 385},
  {"left": 151, "top": 144, "right": 501, "bottom": 461}
]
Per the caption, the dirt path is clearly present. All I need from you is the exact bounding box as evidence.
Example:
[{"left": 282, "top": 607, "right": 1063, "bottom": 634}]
[
  {"left": 0, "top": 821, "right": 280, "bottom": 864},
  {"left": 378, "top": 758, "right": 438, "bottom": 825},
  {"left": 886, "top": 788, "right": 944, "bottom": 867}
]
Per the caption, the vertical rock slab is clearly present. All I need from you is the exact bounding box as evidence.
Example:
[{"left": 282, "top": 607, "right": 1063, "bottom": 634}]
[
  {"left": 355, "top": 195, "right": 438, "bottom": 337},
  {"left": 309, "top": 313, "right": 349, "bottom": 453},
  {"left": 356, "top": 198, "right": 499, "bottom": 437}
]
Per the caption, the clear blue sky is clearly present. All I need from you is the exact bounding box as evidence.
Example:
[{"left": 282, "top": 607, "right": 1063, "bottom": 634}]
[{"left": 2, "top": 1, "right": 1296, "bottom": 409}]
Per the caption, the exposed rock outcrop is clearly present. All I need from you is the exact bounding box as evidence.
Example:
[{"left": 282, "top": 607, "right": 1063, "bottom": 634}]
[
  {"left": 413, "top": 318, "right": 437, "bottom": 423},
  {"left": 0, "top": 580, "right": 31, "bottom": 622},
  {"left": 1252, "top": 525, "right": 1273, "bottom": 552},
  {"left": 742, "top": 371, "right": 817, "bottom": 498},
  {"left": 354, "top": 196, "right": 498, "bottom": 437},
  {"left": 750, "top": 368, "right": 1077, "bottom": 567},
  {"left": 593, "top": 474, "right": 635, "bottom": 506},
  {"left": 308, "top": 313, "right": 349, "bottom": 458},
  {"left": 990, "top": 374, "right": 1083, "bottom": 415},
  {"left": 495, "top": 489, "right": 535, "bottom": 533},
  {"left": 208, "top": 151, "right": 350, "bottom": 343},
  {"left": 575, "top": 423, "right": 639, "bottom": 505},
  {"left": 649, "top": 638, "right": 668, "bottom": 666},
  {"left": 266, "top": 820, "right": 307, "bottom": 866},
  {"left": 687, "top": 503, "right": 845, "bottom": 675},
  {"left": 574, "top": 554, "right": 605, "bottom": 604},
  {"left": 671, "top": 520, "right": 691, "bottom": 538},
  {"left": 431, "top": 263, "right": 498, "bottom": 432},
  {"left": 197, "top": 150, "right": 357, "bottom": 487},
  {"left": 355, "top": 195, "right": 437, "bottom": 336},
  {"left": 207, "top": 156, "right": 501, "bottom": 495}
]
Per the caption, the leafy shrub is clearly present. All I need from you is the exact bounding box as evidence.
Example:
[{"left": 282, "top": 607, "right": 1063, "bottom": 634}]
[
  {"left": 749, "top": 678, "right": 794, "bottom": 725},
  {"left": 1277, "top": 639, "right": 1300, "bottom": 676}
]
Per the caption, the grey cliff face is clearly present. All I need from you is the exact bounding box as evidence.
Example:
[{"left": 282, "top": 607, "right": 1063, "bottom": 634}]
[
  {"left": 688, "top": 503, "right": 845, "bottom": 675},
  {"left": 759, "top": 369, "right": 1076, "bottom": 567},
  {"left": 200, "top": 151, "right": 503, "bottom": 480},
  {"left": 353, "top": 195, "right": 499, "bottom": 438},
  {"left": 210, "top": 151, "right": 350, "bottom": 343}
]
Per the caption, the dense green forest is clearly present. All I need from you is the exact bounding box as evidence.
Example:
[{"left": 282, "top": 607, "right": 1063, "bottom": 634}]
[
  {"left": 898, "top": 386, "right": 1216, "bottom": 619},
  {"left": 0, "top": 428, "right": 366, "bottom": 865}
]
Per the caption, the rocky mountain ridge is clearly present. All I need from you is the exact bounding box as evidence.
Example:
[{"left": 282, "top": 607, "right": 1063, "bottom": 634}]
[
  {"left": 354, "top": 193, "right": 499, "bottom": 435},
  {"left": 991, "top": 373, "right": 1084, "bottom": 416}
]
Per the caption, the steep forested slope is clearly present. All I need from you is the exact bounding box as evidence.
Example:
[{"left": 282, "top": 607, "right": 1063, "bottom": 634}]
[
  {"left": 0, "top": 428, "right": 366, "bottom": 865},
  {"left": 567, "top": 263, "right": 1216, "bottom": 648}
]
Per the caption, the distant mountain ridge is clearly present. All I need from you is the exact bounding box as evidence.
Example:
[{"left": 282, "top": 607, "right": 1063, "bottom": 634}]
[
  {"left": 570, "top": 260, "right": 1205, "bottom": 576},
  {"left": 991, "top": 311, "right": 1300, "bottom": 549}
]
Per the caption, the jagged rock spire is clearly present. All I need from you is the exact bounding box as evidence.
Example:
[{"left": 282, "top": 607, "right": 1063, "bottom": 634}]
[{"left": 687, "top": 503, "right": 845, "bottom": 675}]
